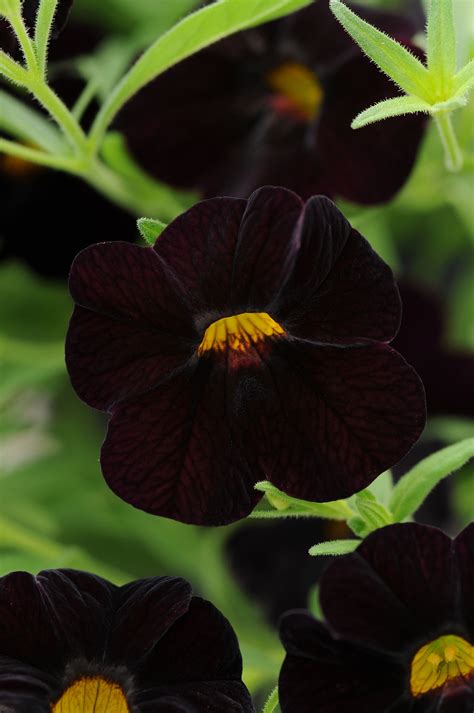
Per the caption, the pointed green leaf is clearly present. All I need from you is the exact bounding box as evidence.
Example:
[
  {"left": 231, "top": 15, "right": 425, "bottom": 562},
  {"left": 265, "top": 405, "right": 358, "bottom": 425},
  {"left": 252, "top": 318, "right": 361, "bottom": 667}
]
[
  {"left": 352, "top": 95, "right": 431, "bottom": 128},
  {"left": 330, "top": 0, "right": 430, "bottom": 99},
  {"left": 34, "top": 0, "right": 59, "bottom": 72},
  {"left": 309, "top": 539, "right": 360, "bottom": 556},
  {"left": 427, "top": 0, "right": 456, "bottom": 87},
  {"left": 0, "top": 89, "right": 67, "bottom": 152},
  {"left": 453, "top": 59, "right": 474, "bottom": 97},
  {"left": 354, "top": 491, "right": 393, "bottom": 533},
  {"left": 390, "top": 438, "right": 474, "bottom": 522},
  {"left": 137, "top": 217, "right": 167, "bottom": 245},
  {"left": 254, "top": 481, "right": 355, "bottom": 520}
]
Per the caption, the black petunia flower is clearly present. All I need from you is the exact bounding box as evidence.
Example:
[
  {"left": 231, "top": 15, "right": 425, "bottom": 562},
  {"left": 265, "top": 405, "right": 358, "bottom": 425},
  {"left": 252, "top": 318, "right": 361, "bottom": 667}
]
[
  {"left": 279, "top": 523, "right": 474, "bottom": 712},
  {"left": 0, "top": 569, "right": 254, "bottom": 712},
  {"left": 117, "top": 0, "right": 426, "bottom": 205},
  {"left": 66, "top": 186, "right": 426, "bottom": 526}
]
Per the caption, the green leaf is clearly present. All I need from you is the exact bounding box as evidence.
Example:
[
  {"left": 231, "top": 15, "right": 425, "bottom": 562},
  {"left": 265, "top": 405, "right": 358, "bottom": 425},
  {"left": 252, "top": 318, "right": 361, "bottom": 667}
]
[
  {"left": 390, "top": 438, "right": 474, "bottom": 522},
  {"left": 309, "top": 539, "right": 360, "bottom": 556},
  {"left": 427, "top": 0, "right": 456, "bottom": 90},
  {"left": 89, "top": 0, "right": 313, "bottom": 146},
  {"left": 34, "top": 0, "right": 59, "bottom": 73},
  {"left": 0, "top": 89, "right": 67, "bottom": 153},
  {"left": 329, "top": 0, "right": 431, "bottom": 99},
  {"left": 453, "top": 59, "right": 474, "bottom": 97},
  {"left": 137, "top": 217, "right": 167, "bottom": 245},
  {"left": 354, "top": 490, "right": 394, "bottom": 533},
  {"left": 253, "top": 481, "right": 355, "bottom": 520},
  {"left": 352, "top": 95, "right": 431, "bottom": 129}
]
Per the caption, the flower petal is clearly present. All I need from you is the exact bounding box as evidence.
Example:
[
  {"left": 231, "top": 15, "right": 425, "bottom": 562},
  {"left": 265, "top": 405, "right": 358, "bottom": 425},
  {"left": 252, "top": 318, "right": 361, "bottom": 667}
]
[
  {"left": 138, "top": 597, "right": 244, "bottom": 686},
  {"left": 136, "top": 682, "right": 253, "bottom": 713},
  {"left": 279, "top": 611, "right": 406, "bottom": 713},
  {"left": 0, "top": 656, "right": 55, "bottom": 713},
  {"left": 320, "top": 524, "right": 458, "bottom": 653},
  {"left": 230, "top": 186, "right": 303, "bottom": 309},
  {"left": 154, "top": 197, "right": 247, "bottom": 317},
  {"left": 276, "top": 196, "right": 401, "bottom": 343},
  {"left": 455, "top": 524, "right": 474, "bottom": 641},
  {"left": 101, "top": 363, "right": 262, "bottom": 526},
  {"left": 108, "top": 576, "right": 192, "bottom": 667},
  {"left": 67, "top": 242, "right": 196, "bottom": 410},
  {"left": 0, "top": 570, "right": 115, "bottom": 674},
  {"left": 317, "top": 51, "right": 427, "bottom": 204},
  {"left": 261, "top": 340, "right": 425, "bottom": 502}
]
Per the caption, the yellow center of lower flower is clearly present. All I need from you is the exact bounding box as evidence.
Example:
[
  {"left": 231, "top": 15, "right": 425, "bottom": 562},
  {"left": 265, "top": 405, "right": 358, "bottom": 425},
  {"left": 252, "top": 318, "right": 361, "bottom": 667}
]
[
  {"left": 266, "top": 62, "right": 324, "bottom": 121},
  {"left": 198, "top": 312, "right": 285, "bottom": 355},
  {"left": 51, "top": 676, "right": 130, "bottom": 713},
  {"left": 410, "top": 634, "right": 474, "bottom": 697}
]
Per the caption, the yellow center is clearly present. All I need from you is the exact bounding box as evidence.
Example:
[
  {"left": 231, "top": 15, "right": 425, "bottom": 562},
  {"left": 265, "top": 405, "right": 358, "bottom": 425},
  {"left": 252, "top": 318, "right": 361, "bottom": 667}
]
[
  {"left": 266, "top": 62, "right": 324, "bottom": 121},
  {"left": 51, "top": 676, "right": 130, "bottom": 713},
  {"left": 197, "top": 312, "right": 284, "bottom": 355},
  {"left": 410, "top": 634, "right": 474, "bottom": 697}
]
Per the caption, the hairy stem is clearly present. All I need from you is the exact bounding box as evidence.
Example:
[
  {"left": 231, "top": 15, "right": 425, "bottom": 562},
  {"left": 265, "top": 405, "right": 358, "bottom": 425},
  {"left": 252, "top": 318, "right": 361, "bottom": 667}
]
[{"left": 435, "top": 112, "right": 463, "bottom": 172}]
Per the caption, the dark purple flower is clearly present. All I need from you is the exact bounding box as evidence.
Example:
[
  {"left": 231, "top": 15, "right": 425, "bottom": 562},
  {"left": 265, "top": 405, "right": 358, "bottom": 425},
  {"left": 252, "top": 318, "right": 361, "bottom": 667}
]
[
  {"left": 279, "top": 523, "right": 474, "bottom": 712},
  {"left": 0, "top": 569, "right": 253, "bottom": 712},
  {"left": 393, "top": 281, "right": 474, "bottom": 418},
  {"left": 66, "top": 187, "right": 426, "bottom": 526},
  {"left": 117, "top": 0, "right": 426, "bottom": 205}
]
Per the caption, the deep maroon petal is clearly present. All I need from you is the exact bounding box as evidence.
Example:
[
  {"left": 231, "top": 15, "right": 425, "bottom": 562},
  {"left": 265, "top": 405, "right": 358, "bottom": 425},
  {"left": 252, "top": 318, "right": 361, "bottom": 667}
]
[
  {"left": 283, "top": 0, "right": 420, "bottom": 69},
  {"left": 136, "top": 681, "right": 254, "bottom": 713},
  {"left": 66, "top": 242, "right": 196, "bottom": 411},
  {"left": 154, "top": 197, "right": 247, "bottom": 316},
  {"left": 66, "top": 306, "right": 194, "bottom": 412},
  {"left": 101, "top": 363, "right": 262, "bottom": 526},
  {"left": 279, "top": 612, "right": 407, "bottom": 713},
  {"left": 320, "top": 524, "right": 458, "bottom": 653},
  {"left": 455, "top": 524, "right": 474, "bottom": 640},
  {"left": 117, "top": 33, "right": 265, "bottom": 190},
  {"left": 0, "top": 656, "right": 56, "bottom": 713},
  {"left": 261, "top": 340, "right": 425, "bottom": 502},
  {"left": 138, "top": 598, "right": 243, "bottom": 686},
  {"left": 230, "top": 186, "right": 303, "bottom": 309},
  {"left": 108, "top": 577, "right": 192, "bottom": 668},
  {"left": 317, "top": 50, "right": 427, "bottom": 204},
  {"left": 276, "top": 196, "right": 401, "bottom": 342},
  {"left": 439, "top": 687, "right": 474, "bottom": 712},
  {"left": 0, "top": 570, "right": 115, "bottom": 674}
]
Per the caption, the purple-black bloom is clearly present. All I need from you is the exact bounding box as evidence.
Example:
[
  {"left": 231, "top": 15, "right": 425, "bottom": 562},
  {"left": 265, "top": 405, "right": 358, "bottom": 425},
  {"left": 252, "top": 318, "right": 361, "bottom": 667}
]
[
  {"left": 279, "top": 523, "right": 474, "bottom": 712},
  {"left": 117, "top": 0, "right": 426, "bottom": 205},
  {"left": 66, "top": 187, "right": 426, "bottom": 526},
  {"left": 0, "top": 569, "right": 253, "bottom": 712}
]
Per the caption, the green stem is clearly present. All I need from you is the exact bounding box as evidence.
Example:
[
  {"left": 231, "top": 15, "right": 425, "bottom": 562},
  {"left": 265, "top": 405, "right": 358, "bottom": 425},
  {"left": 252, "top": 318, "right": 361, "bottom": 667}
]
[
  {"left": 435, "top": 112, "right": 463, "bottom": 172},
  {"left": 34, "top": 0, "right": 59, "bottom": 76},
  {"left": 0, "top": 137, "right": 79, "bottom": 171},
  {"left": 84, "top": 159, "right": 144, "bottom": 212},
  {"left": 263, "top": 685, "right": 279, "bottom": 713},
  {"left": 24, "top": 78, "right": 88, "bottom": 154},
  {"left": 7, "top": 8, "right": 38, "bottom": 74}
]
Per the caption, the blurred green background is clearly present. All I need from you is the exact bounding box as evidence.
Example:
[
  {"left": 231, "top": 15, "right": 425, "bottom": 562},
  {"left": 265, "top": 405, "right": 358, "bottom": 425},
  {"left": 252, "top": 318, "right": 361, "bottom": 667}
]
[{"left": 0, "top": 0, "right": 473, "bottom": 704}]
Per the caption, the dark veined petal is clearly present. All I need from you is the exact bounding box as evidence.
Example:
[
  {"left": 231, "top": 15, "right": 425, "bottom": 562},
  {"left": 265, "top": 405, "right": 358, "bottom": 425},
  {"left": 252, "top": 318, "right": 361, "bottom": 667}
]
[
  {"left": 66, "top": 242, "right": 196, "bottom": 411},
  {"left": 0, "top": 570, "right": 115, "bottom": 674},
  {"left": 108, "top": 576, "right": 192, "bottom": 668},
  {"left": 0, "top": 656, "right": 56, "bottom": 713},
  {"left": 116, "top": 32, "right": 265, "bottom": 190},
  {"left": 275, "top": 196, "right": 401, "bottom": 343},
  {"left": 438, "top": 687, "right": 474, "bottom": 713},
  {"left": 229, "top": 186, "right": 303, "bottom": 309},
  {"left": 101, "top": 362, "right": 262, "bottom": 526},
  {"left": 320, "top": 524, "right": 458, "bottom": 654},
  {"left": 153, "top": 196, "right": 246, "bottom": 316},
  {"left": 138, "top": 598, "right": 244, "bottom": 686},
  {"left": 279, "top": 611, "right": 406, "bottom": 713},
  {"left": 260, "top": 339, "right": 425, "bottom": 502},
  {"left": 137, "top": 681, "right": 254, "bottom": 713},
  {"left": 455, "top": 524, "right": 474, "bottom": 641},
  {"left": 316, "top": 49, "right": 427, "bottom": 205}
]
